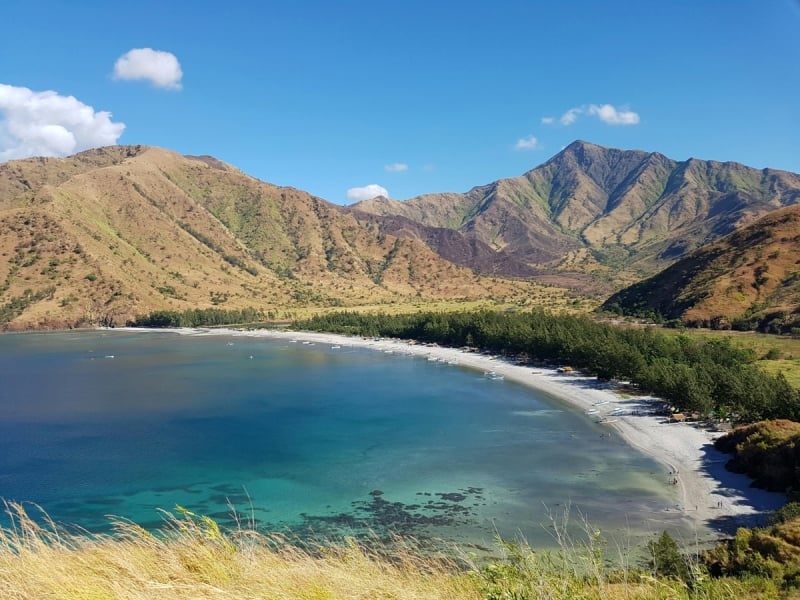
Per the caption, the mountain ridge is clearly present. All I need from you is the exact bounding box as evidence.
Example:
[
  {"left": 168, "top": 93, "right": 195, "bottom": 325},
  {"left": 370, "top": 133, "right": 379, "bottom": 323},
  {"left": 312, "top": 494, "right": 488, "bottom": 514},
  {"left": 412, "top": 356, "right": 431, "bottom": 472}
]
[
  {"left": 352, "top": 140, "right": 800, "bottom": 282},
  {"left": 3, "top": 141, "right": 800, "bottom": 329}
]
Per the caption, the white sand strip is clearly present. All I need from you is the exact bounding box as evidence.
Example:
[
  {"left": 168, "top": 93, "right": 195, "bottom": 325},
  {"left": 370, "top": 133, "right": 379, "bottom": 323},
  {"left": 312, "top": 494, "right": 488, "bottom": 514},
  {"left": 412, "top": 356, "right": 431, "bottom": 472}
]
[{"left": 125, "top": 326, "right": 787, "bottom": 534}]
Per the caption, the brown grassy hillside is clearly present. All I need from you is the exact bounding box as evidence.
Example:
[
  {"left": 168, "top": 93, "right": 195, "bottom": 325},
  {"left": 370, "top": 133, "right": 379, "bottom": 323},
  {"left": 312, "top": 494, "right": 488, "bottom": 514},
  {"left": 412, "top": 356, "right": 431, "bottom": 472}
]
[
  {"left": 0, "top": 146, "right": 569, "bottom": 329},
  {"left": 602, "top": 205, "right": 800, "bottom": 330}
]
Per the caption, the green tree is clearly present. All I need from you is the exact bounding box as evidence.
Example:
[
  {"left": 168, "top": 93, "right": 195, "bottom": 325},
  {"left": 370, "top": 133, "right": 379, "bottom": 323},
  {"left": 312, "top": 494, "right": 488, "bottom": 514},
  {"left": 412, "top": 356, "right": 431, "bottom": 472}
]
[{"left": 647, "top": 531, "right": 691, "bottom": 582}]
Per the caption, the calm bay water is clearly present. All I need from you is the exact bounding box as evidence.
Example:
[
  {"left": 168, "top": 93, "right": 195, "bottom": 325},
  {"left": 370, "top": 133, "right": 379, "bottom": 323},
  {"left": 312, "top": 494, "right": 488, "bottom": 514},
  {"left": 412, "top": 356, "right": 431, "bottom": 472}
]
[{"left": 0, "top": 330, "right": 694, "bottom": 548}]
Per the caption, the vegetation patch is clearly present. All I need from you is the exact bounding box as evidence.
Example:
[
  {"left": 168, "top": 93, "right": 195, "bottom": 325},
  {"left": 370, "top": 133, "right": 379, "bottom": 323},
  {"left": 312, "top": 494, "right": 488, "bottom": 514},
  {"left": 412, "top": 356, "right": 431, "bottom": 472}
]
[
  {"left": 0, "top": 287, "right": 55, "bottom": 326},
  {"left": 130, "top": 307, "right": 266, "bottom": 328},
  {"left": 714, "top": 420, "right": 800, "bottom": 494},
  {"left": 704, "top": 512, "right": 800, "bottom": 588}
]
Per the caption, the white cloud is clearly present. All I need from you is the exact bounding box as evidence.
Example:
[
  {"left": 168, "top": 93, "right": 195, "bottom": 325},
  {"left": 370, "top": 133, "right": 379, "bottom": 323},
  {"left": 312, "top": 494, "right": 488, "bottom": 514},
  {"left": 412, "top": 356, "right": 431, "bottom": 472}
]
[
  {"left": 540, "top": 116, "right": 555, "bottom": 125},
  {"left": 346, "top": 184, "right": 389, "bottom": 202},
  {"left": 384, "top": 162, "right": 408, "bottom": 172},
  {"left": 560, "top": 108, "right": 582, "bottom": 126},
  {"left": 113, "top": 48, "right": 183, "bottom": 90},
  {"left": 514, "top": 135, "right": 540, "bottom": 151},
  {"left": 587, "top": 103, "right": 640, "bottom": 125},
  {"left": 556, "top": 103, "right": 640, "bottom": 126},
  {"left": 0, "top": 84, "right": 126, "bottom": 161}
]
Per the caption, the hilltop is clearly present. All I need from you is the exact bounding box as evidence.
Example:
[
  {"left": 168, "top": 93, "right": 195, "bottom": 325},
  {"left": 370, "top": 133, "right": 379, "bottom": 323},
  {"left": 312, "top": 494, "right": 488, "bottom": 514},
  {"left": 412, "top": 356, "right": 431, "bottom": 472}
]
[
  {"left": 603, "top": 204, "right": 800, "bottom": 331},
  {"left": 352, "top": 140, "right": 800, "bottom": 283}
]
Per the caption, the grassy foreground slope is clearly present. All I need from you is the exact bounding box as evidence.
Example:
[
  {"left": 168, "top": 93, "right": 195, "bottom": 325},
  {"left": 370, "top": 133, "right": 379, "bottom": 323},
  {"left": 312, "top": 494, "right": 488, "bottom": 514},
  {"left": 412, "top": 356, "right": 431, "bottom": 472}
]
[{"left": 0, "top": 503, "right": 777, "bottom": 600}]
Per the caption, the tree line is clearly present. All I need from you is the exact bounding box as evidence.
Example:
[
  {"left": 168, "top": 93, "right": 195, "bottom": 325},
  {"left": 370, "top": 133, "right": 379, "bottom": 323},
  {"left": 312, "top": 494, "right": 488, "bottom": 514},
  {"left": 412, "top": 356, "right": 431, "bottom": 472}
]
[
  {"left": 295, "top": 310, "right": 800, "bottom": 422},
  {"left": 129, "top": 307, "right": 265, "bottom": 328}
]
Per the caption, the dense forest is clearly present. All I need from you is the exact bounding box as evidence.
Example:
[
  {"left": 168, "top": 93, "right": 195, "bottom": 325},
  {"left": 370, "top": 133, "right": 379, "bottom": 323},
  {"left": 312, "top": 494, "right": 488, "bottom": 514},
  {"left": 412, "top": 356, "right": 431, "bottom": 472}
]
[
  {"left": 128, "top": 307, "right": 266, "bottom": 328},
  {"left": 295, "top": 310, "right": 800, "bottom": 423}
]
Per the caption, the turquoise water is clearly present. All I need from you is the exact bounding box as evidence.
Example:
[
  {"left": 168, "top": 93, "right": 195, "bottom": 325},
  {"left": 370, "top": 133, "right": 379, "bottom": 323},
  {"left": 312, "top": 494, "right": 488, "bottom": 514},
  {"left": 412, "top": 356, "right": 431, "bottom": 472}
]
[{"left": 0, "top": 330, "right": 693, "bottom": 549}]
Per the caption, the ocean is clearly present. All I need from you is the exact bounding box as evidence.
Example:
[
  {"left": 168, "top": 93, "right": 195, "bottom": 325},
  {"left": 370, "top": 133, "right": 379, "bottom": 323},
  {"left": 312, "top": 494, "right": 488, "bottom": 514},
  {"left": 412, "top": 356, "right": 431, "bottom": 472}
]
[{"left": 0, "top": 329, "right": 695, "bottom": 549}]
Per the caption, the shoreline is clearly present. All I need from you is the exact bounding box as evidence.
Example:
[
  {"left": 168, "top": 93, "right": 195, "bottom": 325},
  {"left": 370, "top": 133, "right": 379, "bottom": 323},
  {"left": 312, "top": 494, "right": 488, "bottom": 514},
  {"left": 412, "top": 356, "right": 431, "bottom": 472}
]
[{"left": 123, "top": 326, "right": 787, "bottom": 536}]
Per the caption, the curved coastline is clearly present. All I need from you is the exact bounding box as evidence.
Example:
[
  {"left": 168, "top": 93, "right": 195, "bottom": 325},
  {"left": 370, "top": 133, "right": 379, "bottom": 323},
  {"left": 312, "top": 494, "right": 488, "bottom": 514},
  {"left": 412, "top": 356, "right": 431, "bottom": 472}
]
[{"left": 130, "top": 326, "right": 786, "bottom": 537}]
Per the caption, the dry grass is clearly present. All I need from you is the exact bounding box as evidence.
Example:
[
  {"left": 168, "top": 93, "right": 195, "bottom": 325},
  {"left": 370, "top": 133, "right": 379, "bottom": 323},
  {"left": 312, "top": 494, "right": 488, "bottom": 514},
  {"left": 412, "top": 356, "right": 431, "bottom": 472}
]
[
  {"left": 279, "top": 293, "right": 595, "bottom": 322},
  {"left": 0, "top": 503, "right": 479, "bottom": 600},
  {"left": 0, "top": 503, "right": 780, "bottom": 600}
]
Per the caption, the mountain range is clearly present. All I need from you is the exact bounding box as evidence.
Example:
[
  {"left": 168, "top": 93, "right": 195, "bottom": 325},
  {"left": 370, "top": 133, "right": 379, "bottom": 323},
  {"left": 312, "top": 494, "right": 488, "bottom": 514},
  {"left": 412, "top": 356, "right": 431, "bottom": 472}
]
[
  {"left": 0, "top": 146, "right": 557, "bottom": 329},
  {"left": 351, "top": 141, "right": 800, "bottom": 283},
  {"left": 1, "top": 141, "right": 799, "bottom": 329}
]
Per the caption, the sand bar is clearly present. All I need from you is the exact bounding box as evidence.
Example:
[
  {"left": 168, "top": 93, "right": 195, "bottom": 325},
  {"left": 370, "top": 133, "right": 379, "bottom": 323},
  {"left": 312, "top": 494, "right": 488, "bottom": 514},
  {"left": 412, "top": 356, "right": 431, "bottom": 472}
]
[{"left": 128, "top": 326, "right": 787, "bottom": 535}]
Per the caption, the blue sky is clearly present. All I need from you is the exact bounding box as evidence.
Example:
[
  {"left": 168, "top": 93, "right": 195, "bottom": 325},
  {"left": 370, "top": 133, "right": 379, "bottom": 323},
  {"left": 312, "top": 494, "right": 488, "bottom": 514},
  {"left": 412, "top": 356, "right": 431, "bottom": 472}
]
[{"left": 1, "top": 1, "right": 798, "bottom": 204}]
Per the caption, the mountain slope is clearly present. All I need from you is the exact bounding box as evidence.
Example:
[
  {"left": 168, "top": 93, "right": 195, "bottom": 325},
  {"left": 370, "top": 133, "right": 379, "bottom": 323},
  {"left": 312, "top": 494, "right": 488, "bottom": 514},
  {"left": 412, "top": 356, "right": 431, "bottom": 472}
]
[
  {"left": 351, "top": 141, "right": 800, "bottom": 282},
  {"left": 601, "top": 204, "right": 800, "bottom": 330},
  {"left": 0, "top": 146, "right": 561, "bottom": 329},
  {"left": 4, "top": 142, "right": 799, "bottom": 330}
]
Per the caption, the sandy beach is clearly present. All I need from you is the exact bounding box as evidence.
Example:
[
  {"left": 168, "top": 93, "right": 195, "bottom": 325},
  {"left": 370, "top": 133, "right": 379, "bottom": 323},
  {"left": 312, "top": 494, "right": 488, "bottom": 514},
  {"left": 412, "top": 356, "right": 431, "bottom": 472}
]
[{"left": 147, "top": 326, "right": 787, "bottom": 536}]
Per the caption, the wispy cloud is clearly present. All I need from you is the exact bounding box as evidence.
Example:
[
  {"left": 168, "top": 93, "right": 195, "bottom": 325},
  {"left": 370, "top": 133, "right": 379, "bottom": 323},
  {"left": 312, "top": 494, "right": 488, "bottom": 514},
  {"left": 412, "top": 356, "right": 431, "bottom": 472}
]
[
  {"left": 586, "top": 104, "right": 639, "bottom": 125},
  {"left": 560, "top": 108, "right": 582, "bottom": 126},
  {"left": 113, "top": 48, "right": 183, "bottom": 90},
  {"left": 0, "top": 84, "right": 125, "bottom": 161},
  {"left": 384, "top": 162, "right": 408, "bottom": 172},
  {"left": 346, "top": 184, "right": 389, "bottom": 202},
  {"left": 544, "top": 104, "right": 640, "bottom": 127},
  {"left": 514, "top": 135, "right": 540, "bottom": 151}
]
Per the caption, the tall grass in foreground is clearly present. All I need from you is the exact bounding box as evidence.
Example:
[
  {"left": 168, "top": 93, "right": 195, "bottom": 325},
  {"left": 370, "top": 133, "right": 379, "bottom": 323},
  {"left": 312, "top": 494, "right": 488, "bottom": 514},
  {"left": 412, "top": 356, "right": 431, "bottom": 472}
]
[{"left": 0, "top": 502, "right": 781, "bottom": 600}]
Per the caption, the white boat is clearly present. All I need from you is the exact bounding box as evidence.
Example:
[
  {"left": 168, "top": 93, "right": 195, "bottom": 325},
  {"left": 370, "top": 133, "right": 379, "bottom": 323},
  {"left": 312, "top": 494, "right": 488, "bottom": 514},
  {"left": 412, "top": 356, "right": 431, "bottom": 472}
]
[{"left": 484, "top": 370, "right": 504, "bottom": 380}]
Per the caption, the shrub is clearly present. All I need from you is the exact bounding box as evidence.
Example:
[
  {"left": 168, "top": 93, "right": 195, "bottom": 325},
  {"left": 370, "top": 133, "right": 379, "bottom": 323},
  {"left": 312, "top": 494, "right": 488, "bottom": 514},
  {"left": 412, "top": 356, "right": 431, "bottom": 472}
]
[{"left": 647, "top": 531, "right": 691, "bottom": 583}]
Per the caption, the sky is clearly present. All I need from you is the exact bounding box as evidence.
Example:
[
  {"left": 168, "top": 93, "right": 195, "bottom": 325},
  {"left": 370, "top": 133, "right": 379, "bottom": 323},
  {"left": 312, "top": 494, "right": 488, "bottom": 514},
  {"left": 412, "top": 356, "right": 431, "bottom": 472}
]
[{"left": 1, "top": 1, "right": 799, "bottom": 204}]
